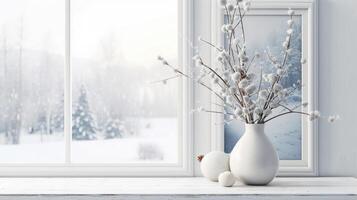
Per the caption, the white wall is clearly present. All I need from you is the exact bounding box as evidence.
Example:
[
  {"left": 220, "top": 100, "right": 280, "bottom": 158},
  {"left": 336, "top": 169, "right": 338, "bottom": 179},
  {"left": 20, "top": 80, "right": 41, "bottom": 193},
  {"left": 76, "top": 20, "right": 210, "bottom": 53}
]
[
  {"left": 318, "top": 0, "right": 357, "bottom": 177},
  {"left": 194, "top": 0, "right": 357, "bottom": 177}
]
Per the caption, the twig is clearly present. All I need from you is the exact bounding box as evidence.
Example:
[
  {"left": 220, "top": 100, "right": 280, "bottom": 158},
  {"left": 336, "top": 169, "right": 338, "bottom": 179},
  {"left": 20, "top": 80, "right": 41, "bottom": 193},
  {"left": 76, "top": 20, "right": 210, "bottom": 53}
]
[
  {"left": 256, "top": 66, "right": 263, "bottom": 96},
  {"left": 264, "top": 111, "right": 310, "bottom": 123},
  {"left": 238, "top": 7, "right": 246, "bottom": 43},
  {"left": 200, "top": 59, "right": 229, "bottom": 87},
  {"left": 161, "top": 60, "right": 225, "bottom": 101},
  {"left": 203, "top": 109, "right": 234, "bottom": 116},
  {"left": 277, "top": 103, "right": 293, "bottom": 112},
  {"left": 150, "top": 75, "right": 180, "bottom": 84},
  {"left": 246, "top": 54, "right": 256, "bottom": 72},
  {"left": 199, "top": 38, "right": 222, "bottom": 52}
]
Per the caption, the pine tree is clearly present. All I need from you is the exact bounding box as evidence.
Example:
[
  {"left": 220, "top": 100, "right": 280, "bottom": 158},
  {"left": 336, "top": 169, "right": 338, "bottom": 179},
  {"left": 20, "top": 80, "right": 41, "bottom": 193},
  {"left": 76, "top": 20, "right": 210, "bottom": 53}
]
[
  {"left": 72, "top": 85, "right": 96, "bottom": 140},
  {"left": 105, "top": 118, "right": 124, "bottom": 139}
]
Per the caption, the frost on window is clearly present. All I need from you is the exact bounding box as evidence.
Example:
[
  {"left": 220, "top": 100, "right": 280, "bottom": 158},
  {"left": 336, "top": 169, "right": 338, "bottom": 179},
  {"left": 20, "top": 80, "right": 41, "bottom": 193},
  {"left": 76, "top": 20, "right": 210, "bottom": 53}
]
[
  {"left": 0, "top": 0, "right": 64, "bottom": 163},
  {"left": 71, "top": 0, "right": 179, "bottom": 163}
]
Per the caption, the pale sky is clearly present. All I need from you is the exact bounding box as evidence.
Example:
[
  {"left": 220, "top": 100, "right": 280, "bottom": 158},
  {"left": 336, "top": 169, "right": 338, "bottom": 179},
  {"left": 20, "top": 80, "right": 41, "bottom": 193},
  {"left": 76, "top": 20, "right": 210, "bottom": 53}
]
[
  {"left": 0, "top": 0, "right": 64, "bottom": 55},
  {"left": 71, "top": 0, "right": 178, "bottom": 66},
  {"left": 0, "top": 0, "right": 178, "bottom": 67}
]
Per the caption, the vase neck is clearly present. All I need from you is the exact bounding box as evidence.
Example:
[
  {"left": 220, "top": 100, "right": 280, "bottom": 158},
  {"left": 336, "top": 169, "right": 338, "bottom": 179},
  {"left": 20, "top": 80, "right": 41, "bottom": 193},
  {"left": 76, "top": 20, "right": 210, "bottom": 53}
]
[{"left": 245, "top": 123, "right": 265, "bottom": 134}]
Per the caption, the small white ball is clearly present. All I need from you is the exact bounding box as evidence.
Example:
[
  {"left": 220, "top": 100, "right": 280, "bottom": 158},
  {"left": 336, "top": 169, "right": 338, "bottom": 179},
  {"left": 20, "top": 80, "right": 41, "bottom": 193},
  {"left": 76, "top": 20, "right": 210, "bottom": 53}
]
[
  {"left": 218, "top": 171, "right": 236, "bottom": 187},
  {"left": 200, "top": 151, "right": 230, "bottom": 182}
]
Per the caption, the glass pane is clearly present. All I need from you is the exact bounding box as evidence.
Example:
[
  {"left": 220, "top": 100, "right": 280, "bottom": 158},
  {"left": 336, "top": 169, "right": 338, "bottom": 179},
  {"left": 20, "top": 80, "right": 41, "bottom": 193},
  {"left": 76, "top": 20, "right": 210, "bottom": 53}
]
[
  {"left": 71, "top": 0, "right": 178, "bottom": 163},
  {"left": 0, "top": 0, "right": 65, "bottom": 163}
]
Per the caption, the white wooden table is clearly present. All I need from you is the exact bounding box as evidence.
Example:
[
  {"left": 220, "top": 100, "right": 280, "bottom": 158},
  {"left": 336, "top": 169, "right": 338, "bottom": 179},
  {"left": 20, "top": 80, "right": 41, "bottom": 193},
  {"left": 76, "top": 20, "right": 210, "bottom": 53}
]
[{"left": 0, "top": 177, "right": 355, "bottom": 199}]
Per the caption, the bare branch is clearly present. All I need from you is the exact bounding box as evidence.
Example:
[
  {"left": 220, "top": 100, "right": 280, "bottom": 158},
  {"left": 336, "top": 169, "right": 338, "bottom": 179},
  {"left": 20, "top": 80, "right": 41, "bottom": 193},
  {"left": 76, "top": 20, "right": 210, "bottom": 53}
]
[
  {"left": 199, "top": 38, "right": 222, "bottom": 52},
  {"left": 264, "top": 111, "right": 310, "bottom": 123},
  {"left": 150, "top": 75, "right": 180, "bottom": 84},
  {"left": 238, "top": 7, "right": 246, "bottom": 43}
]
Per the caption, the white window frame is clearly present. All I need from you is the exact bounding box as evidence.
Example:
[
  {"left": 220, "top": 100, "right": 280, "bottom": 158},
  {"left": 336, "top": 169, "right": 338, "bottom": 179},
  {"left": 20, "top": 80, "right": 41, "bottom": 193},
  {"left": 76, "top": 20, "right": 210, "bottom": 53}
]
[
  {"left": 0, "top": 0, "right": 194, "bottom": 177},
  {"left": 208, "top": 0, "right": 318, "bottom": 176}
]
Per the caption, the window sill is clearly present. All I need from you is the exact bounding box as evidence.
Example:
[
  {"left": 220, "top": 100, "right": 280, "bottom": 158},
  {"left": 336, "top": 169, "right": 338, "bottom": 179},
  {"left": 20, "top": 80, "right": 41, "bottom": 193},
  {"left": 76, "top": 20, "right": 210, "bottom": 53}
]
[{"left": 0, "top": 177, "right": 355, "bottom": 199}]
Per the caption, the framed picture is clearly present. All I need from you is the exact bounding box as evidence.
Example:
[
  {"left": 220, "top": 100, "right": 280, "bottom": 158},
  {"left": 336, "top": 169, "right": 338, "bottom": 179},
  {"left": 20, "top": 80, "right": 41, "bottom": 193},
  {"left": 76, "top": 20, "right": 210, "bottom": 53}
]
[{"left": 209, "top": 0, "right": 318, "bottom": 176}]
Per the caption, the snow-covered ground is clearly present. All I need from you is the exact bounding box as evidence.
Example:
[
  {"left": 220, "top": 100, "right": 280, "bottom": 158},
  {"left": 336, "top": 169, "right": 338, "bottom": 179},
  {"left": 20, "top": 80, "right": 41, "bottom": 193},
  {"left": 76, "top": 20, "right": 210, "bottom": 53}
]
[
  {"left": 0, "top": 118, "right": 177, "bottom": 163},
  {"left": 225, "top": 104, "right": 302, "bottom": 160}
]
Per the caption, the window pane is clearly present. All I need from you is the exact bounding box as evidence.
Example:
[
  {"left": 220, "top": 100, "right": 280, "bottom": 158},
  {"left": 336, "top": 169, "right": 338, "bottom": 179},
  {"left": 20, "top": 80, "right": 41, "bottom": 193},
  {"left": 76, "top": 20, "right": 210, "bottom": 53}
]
[
  {"left": 71, "top": 0, "right": 178, "bottom": 163},
  {"left": 0, "top": 0, "right": 65, "bottom": 163}
]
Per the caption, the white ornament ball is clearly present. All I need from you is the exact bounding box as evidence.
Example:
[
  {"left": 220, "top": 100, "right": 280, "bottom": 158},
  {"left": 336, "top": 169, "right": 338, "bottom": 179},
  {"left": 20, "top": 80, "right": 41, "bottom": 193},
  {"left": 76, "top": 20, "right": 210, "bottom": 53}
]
[
  {"left": 218, "top": 171, "right": 236, "bottom": 187},
  {"left": 200, "top": 151, "right": 230, "bottom": 182}
]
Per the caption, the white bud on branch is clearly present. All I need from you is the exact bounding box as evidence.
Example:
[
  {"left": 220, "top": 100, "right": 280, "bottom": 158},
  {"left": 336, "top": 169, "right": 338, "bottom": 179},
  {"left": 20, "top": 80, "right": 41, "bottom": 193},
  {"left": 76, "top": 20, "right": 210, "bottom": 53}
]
[{"left": 288, "top": 9, "right": 295, "bottom": 16}]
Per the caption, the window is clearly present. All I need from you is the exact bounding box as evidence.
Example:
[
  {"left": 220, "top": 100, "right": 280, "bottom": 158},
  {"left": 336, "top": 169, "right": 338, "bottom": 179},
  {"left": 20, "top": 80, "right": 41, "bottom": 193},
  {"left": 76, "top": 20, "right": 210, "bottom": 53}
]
[
  {"left": 0, "top": 0, "right": 65, "bottom": 163},
  {"left": 71, "top": 0, "right": 179, "bottom": 164},
  {"left": 0, "top": 0, "right": 192, "bottom": 176}
]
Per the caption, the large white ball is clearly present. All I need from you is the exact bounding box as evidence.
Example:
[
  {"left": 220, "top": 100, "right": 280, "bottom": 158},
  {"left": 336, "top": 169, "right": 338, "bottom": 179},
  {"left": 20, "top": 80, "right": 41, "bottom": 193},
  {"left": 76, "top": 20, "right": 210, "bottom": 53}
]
[
  {"left": 200, "top": 151, "right": 230, "bottom": 182},
  {"left": 218, "top": 171, "right": 236, "bottom": 187}
]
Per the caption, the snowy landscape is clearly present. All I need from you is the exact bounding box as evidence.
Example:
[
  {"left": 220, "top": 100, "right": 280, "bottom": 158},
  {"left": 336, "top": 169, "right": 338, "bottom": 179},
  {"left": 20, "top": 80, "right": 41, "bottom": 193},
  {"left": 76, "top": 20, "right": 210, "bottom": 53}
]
[
  {"left": 0, "top": 118, "right": 177, "bottom": 163},
  {"left": 0, "top": 0, "right": 179, "bottom": 163}
]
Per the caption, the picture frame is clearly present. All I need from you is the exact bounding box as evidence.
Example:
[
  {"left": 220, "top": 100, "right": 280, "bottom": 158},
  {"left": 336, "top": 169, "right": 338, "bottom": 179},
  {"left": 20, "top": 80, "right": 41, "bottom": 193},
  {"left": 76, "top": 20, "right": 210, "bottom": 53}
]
[{"left": 209, "top": 0, "right": 318, "bottom": 176}]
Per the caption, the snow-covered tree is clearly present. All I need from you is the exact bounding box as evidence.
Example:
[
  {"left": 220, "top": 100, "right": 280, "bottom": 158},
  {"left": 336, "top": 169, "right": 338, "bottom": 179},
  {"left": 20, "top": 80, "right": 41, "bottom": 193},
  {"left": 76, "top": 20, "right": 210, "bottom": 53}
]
[
  {"left": 51, "top": 93, "right": 64, "bottom": 132},
  {"left": 104, "top": 118, "right": 124, "bottom": 139},
  {"left": 2, "top": 19, "right": 25, "bottom": 144},
  {"left": 72, "top": 85, "right": 96, "bottom": 140}
]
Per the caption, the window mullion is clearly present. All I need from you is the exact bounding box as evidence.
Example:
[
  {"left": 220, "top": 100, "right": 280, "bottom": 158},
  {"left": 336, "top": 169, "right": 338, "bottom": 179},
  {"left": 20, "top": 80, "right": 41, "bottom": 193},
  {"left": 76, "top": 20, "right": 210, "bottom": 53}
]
[{"left": 64, "top": 0, "right": 72, "bottom": 164}]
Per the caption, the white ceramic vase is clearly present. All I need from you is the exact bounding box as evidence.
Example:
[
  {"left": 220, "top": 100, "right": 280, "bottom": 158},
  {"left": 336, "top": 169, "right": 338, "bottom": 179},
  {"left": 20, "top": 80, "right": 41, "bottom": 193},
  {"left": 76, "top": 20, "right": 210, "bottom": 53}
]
[{"left": 230, "top": 123, "right": 279, "bottom": 185}]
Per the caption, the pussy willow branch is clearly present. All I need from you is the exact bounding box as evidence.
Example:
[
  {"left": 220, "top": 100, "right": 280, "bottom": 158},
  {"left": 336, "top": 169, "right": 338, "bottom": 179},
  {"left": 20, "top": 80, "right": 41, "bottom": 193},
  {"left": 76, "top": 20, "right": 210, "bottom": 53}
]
[
  {"left": 266, "top": 89, "right": 307, "bottom": 122},
  {"left": 150, "top": 75, "right": 180, "bottom": 84},
  {"left": 202, "top": 109, "right": 235, "bottom": 116},
  {"left": 200, "top": 58, "right": 243, "bottom": 106},
  {"left": 227, "top": 13, "right": 241, "bottom": 66},
  {"left": 233, "top": 11, "right": 246, "bottom": 30},
  {"left": 235, "top": 6, "right": 252, "bottom": 122},
  {"left": 197, "top": 53, "right": 243, "bottom": 106},
  {"left": 200, "top": 58, "right": 242, "bottom": 107},
  {"left": 229, "top": 33, "right": 235, "bottom": 64},
  {"left": 277, "top": 103, "right": 293, "bottom": 112},
  {"left": 290, "top": 102, "right": 305, "bottom": 111},
  {"left": 265, "top": 49, "right": 277, "bottom": 65},
  {"left": 223, "top": 7, "right": 251, "bottom": 119},
  {"left": 264, "top": 111, "right": 309, "bottom": 123},
  {"left": 199, "top": 38, "right": 222, "bottom": 52},
  {"left": 225, "top": 5, "right": 231, "bottom": 23},
  {"left": 238, "top": 6, "right": 246, "bottom": 43},
  {"left": 162, "top": 61, "right": 225, "bottom": 101},
  {"left": 199, "top": 37, "right": 235, "bottom": 72},
  {"left": 225, "top": 54, "right": 236, "bottom": 72},
  {"left": 246, "top": 54, "right": 256, "bottom": 72},
  {"left": 277, "top": 102, "right": 306, "bottom": 114},
  {"left": 263, "top": 15, "right": 293, "bottom": 113},
  {"left": 200, "top": 58, "right": 229, "bottom": 87},
  {"left": 272, "top": 85, "right": 298, "bottom": 105},
  {"left": 257, "top": 66, "right": 263, "bottom": 96},
  {"left": 253, "top": 66, "right": 264, "bottom": 122},
  {"left": 231, "top": 10, "right": 247, "bottom": 60},
  {"left": 225, "top": 5, "right": 235, "bottom": 60},
  {"left": 198, "top": 80, "right": 225, "bottom": 102},
  {"left": 231, "top": 0, "right": 240, "bottom": 22}
]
